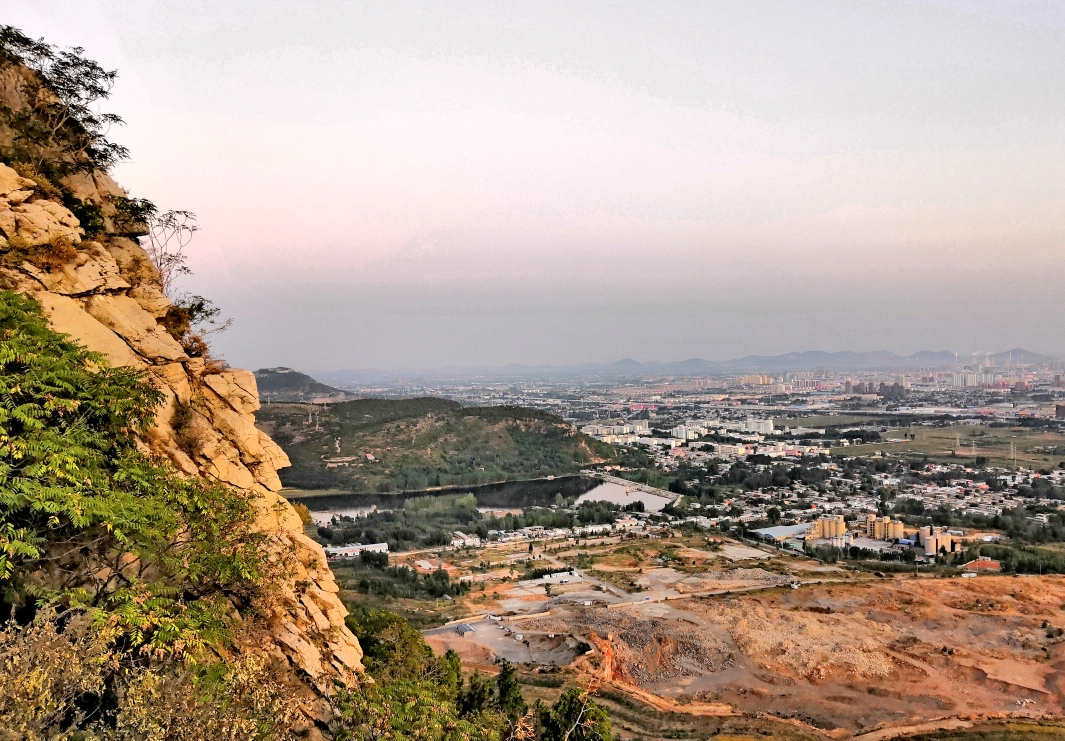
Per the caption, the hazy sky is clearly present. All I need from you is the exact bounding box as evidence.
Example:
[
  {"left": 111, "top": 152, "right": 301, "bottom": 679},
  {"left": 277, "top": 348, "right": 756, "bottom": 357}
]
[{"left": 11, "top": 1, "right": 1065, "bottom": 371}]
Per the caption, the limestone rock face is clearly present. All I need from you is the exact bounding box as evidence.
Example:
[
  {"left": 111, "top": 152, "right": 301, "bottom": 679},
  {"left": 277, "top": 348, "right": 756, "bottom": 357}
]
[
  {"left": 1, "top": 162, "right": 363, "bottom": 694},
  {"left": 0, "top": 163, "right": 84, "bottom": 246},
  {"left": 21, "top": 241, "right": 130, "bottom": 295}
]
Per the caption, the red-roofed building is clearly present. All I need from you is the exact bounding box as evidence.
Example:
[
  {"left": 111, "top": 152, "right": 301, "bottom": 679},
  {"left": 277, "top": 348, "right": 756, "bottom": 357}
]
[{"left": 962, "top": 556, "right": 1001, "bottom": 572}]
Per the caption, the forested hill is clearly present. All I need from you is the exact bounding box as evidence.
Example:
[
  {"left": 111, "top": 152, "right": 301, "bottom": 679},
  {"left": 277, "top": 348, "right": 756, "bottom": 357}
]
[
  {"left": 255, "top": 397, "right": 619, "bottom": 492},
  {"left": 254, "top": 366, "right": 347, "bottom": 401}
]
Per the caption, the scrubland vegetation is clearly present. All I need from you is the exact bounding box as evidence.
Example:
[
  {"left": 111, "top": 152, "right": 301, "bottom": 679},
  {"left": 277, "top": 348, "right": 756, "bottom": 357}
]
[{"left": 256, "top": 397, "right": 618, "bottom": 492}]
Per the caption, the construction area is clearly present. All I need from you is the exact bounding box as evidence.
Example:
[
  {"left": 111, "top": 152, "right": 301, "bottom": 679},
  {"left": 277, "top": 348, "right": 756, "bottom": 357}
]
[{"left": 417, "top": 534, "right": 1065, "bottom": 739}]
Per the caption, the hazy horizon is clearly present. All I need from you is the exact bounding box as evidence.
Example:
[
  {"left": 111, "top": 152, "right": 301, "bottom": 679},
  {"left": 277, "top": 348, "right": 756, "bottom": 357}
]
[
  {"left": 297, "top": 347, "right": 1059, "bottom": 383},
  {"left": 12, "top": 1, "right": 1065, "bottom": 371}
]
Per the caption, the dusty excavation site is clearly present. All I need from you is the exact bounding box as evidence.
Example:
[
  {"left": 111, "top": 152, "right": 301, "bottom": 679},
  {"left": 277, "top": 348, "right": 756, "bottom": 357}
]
[{"left": 421, "top": 537, "right": 1065, "bottom": 738}]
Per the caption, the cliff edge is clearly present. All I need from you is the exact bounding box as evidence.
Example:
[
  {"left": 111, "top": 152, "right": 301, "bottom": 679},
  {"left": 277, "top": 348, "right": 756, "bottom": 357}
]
[{"left": 0, "top": 159, "right": 363, "bottom": 689}]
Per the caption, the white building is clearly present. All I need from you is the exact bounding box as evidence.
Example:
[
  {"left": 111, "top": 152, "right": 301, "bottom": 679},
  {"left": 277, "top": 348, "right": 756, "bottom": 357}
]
[
  {"left": 451, "top": 531, "right": 481, "bottom": 548},
  {"left": 670, "top": 425, "right": 706, "bottom": 441},
  {"left": 745, "top": 418, "right": 775, "bottom": 434},
  {"left": 324, "top": 543, "right": 389, "bottom": 560}
]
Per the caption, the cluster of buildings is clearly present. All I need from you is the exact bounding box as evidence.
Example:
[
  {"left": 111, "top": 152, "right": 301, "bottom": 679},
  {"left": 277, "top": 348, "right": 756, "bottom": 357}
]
[
  {"left": 894, "top": 481, "right": 1028, "bottom": 518},
  {"left": 671, "top": 418, "right": 776, "bottom": 438},
  {"left": 753, "top": 513, "right": 959, "bottom": 558},
  {"left": 581, "top": 416, "right": 782, "bottom": 451},
  {"left": 454, "top": 513, "right": 664, "bottom": 549},
  {"left": 801, "top": 513, "right": 905, "bottom": 544},
  {"left": 578, "top": 420, "right": 650, "bottom": 444}
]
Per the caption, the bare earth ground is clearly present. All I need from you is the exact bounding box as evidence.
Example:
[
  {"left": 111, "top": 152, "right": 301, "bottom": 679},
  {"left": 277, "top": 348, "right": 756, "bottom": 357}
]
[
  {"left": 577, "top": 576, "right": 1065, "bottom": 736},
  {"left": 428, "top": 571, "right": 1065, "bottom": 737},
  {"left": 391, "top": 535, "right": 1065, "bottom": 738}
]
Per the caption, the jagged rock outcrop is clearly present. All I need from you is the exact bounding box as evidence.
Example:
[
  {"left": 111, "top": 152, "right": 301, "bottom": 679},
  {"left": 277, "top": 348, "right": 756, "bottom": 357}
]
[{"left": 0, "top": 161, "right": 363, "bottom": 695}]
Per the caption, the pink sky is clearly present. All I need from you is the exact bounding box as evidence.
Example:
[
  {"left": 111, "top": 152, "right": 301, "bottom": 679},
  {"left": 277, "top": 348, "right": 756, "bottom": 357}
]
[{"left": 10, "top": 1, "right": 1065, "bottom": 370}]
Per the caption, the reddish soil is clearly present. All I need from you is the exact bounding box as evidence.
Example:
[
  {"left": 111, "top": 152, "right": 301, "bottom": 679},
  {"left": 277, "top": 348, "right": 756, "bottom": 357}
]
[{"left": 565, "top": 575, "right": 1065, "bottom": 735}]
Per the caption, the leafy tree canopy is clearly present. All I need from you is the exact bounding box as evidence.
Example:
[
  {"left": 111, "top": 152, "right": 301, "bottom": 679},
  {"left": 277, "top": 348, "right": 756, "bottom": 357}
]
[{"left": 0, "top": 290, "right": 263, "bottom": 653}]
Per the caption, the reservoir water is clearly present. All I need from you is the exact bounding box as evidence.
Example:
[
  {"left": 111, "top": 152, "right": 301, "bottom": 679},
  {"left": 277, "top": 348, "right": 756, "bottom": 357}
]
[
  {"left": 574, "top": 481, "right": 672, "bottom": 513},
  {"left": 292, "top": 475, "right": 672, "bottom": 524}
]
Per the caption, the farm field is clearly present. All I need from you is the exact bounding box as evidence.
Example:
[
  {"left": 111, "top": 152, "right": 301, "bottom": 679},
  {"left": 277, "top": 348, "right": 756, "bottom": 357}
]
[
  {"left": 831, "top": 424, "right": 1065, "bottom": 469},
  {"left": 774, "top": 414, "right": 884, "bottom": 430}
]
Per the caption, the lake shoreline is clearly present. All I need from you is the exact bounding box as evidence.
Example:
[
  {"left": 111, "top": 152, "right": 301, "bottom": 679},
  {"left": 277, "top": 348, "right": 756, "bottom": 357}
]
[
  {"left": 282, "top": 473, "right": 587, "bottom": 501},
  {"left": 289, "top": 475, "right": 603, "bottom": 515}
]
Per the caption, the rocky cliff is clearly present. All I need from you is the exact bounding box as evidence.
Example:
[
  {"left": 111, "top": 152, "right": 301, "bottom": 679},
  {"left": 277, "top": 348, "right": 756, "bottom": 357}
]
[{"left": 0, "top": 159, "right": 364, "bottom": 698}]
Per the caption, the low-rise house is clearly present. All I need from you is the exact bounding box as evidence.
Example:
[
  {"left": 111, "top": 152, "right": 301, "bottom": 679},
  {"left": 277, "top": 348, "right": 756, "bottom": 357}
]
[
  {"left": 451, "top": 531, "right": 481, "bottom": 548},
  {"left": 324, "top": 542, "right": 389, "bottom": 560},
  {"left": 962, "top": 556, "right": 1001, "bottom": 572}
]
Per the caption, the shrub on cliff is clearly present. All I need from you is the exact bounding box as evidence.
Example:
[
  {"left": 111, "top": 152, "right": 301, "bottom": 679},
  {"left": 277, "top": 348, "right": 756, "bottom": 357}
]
[
  {"left": 0, "top": 290, "right": 292, "bottom": 735},
  {"left": 0, "top": 290, "right": 264, "bottom": 644}
]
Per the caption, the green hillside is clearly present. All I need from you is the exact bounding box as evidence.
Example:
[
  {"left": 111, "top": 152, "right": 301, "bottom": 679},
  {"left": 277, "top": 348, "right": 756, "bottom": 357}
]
[
  {"left": 254, "top": 366, "right": 347, "bottom": 402},
  {"left": 255, "top": 397, "right": 619, "bottom": 492}
]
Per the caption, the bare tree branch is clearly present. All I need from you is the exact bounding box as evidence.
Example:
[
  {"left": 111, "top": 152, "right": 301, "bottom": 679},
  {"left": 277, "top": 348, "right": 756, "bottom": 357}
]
[{"left": 143, "top": 209, "right": 198, "bottom": 296}]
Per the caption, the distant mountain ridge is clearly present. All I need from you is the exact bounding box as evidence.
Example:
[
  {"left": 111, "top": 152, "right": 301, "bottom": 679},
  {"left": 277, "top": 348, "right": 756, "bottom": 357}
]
[
  {"left": 311, "top": 347, "right": 1062, "bottom": 386},
  {"left": 254, "top": 367, "right": 348, "bottom": 401},
  {"left": 563, "top": 347, "right": 1060, "bottom": 374}
]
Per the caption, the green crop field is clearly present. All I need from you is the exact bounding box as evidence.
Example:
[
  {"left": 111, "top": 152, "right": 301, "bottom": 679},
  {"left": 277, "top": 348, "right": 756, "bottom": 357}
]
[
  {"left": 773, "top": 414, "right": 882, "bottom": 429},
  {"left": 831, "top": 423, "right": 1065, "bottom": 468}
]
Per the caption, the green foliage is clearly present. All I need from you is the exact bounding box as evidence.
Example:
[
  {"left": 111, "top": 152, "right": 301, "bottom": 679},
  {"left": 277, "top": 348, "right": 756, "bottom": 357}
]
[
  {"left": 457, "top": 670, "right": 494, "bottom": 717},
  {"left": 485, "top": 500, "right": 619, "bottom": 533},
  {"left": 319, "top": 494, "right": 619, "bottom": 553},
  {"left": 0, "top": 609, "right": 299, "bottom": 739},
  {"left": 0, "top": 289, "right": 159, "bottom": 579},
  {"left": 459, "top": 405, "right": 557, "bottom": 424},
  {"left": 406, "top": 492, "right": 479, "bottom": 513},
  {"left": 158, "top": 293, "right": 227, "bottom": 358},
  {"left": 964, "top": 543, "right": 1065, "bottom": 575},
  {"left": 329, "top": 676, "right": 499, "bottom": 741},
  {"left": 0, "top": 290, "right": 263, "bottom": 653},
  {"left": 536, "top": 689, "right": 611, "bottom": 741},
  {"left": 495, "top": 659, "right": 527, "bottom": 722},
  {"left": 62, "top": 192, "right": 106, "bottom": 236},
  {"left": 319, "top": 493, "right": 480, "bottom": 552},
  {"left": 893, "top": 500, "right": 1065, "bottom": 545},
  {"left": 525, "top": 565, "right": 573, "bottom": 581},
  {"left": 257, "top": 398, "right": 617, "bottom": 493},
  {"left": 350, "top": 563, "right": 471, "bottom": 601},
  {"left": 109, "top": 195, "right": 157, "bottom": 235},
  {"left": 344, "top": 605, "right": 439, "bottom": 681},
  {"left": 0, "top": 26, "right": 129, "bottom": 176},
  {"left": 334, "top": 607, "right": 506, "bottom": 740}
]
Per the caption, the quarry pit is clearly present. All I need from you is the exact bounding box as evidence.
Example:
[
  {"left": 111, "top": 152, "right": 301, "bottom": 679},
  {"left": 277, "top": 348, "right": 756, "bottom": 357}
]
[{"left": 425, "top": 548, "right": 1065, "bottom": 737}]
